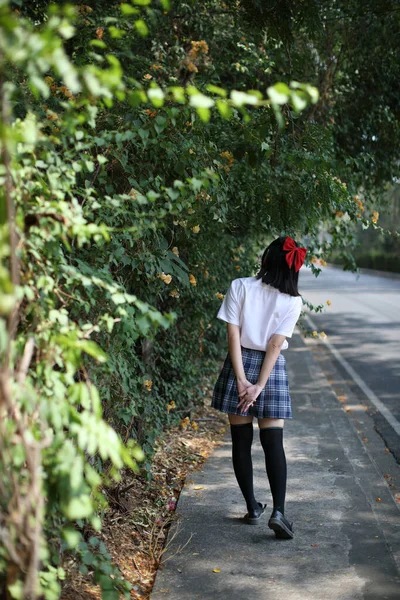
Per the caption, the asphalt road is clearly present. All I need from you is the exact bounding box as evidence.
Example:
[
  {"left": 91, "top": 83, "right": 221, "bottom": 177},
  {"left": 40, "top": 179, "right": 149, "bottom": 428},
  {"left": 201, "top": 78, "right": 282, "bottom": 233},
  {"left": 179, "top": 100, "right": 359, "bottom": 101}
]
[{"left": 299, "top": 266, "right": 400, "bottom": 459}]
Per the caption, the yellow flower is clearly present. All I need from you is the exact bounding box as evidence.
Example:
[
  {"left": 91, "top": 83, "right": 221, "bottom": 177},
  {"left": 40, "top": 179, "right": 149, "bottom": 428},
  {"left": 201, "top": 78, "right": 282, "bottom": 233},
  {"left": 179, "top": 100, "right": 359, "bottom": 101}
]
[
  {"left": 77, "top": 5, "right": 93, "bottom": 15},
  {"left": 204, "top": 270, "right": 209, "bottom": 279},
  {"left": 44, "top": 76, "right": 54, "bottom": 87},
  {"left": 266, "top": 198, "right": 271, "bottom": 203},
  {"left": 180, "top": 416, "right": 190, "bottom": 430},
  {"left": 186, "top": 61, "right": 199, "bottom": 73},
  {"left": 191, "top": 421, "right": 199, "bottom": 431},
  {"left": 189, "top": 40, "right": 209, "bottom": 59},
  {"left": 172, "top": 246, "right": 179, "bottom": 256},
  {"left": 310, "top": 256, "right": 318, "bottom": 264},
  {"left": 326, "top": 300, "right": 331, "bottom": 306},
  {"left": 320, "top": 331, "right": 327, "bottom": 339},
  {"left": 189, "top": 148, "right": 195, "bottom": 154},
  {"left": 169, "top": 288, "right": 180, "bottom": 298},
  {"left": 144, "top": 379, "right": 152, "bottom": 392},
  {"left": 158, "top": 272, "right": 172, "bottom": 284},
  {"left": 143, "top": 73, "right": 152, "bottom": 80},
  {"left": 167, "top": 400, "right": 176, "bottom": 412},
  {"left": 312, "top": 330, "right": 318, "bottom": 338},
  {"left": 192, "top": 225, "right": 200, "bottom": 233},
  {"left": 235, "top": 265, "right": 241, "bottom": 271},
  {"left": 320, "top": 259, "right": 327, "bottom": 267},
  {"left": 189, "top": 274, "right": 197, "bottom": 286},
  {"left": 371, "top": 210, "right": 379, "bottom": 224},
  {"left": 215, "top": 292, "right": 225, "bottom": 300}
]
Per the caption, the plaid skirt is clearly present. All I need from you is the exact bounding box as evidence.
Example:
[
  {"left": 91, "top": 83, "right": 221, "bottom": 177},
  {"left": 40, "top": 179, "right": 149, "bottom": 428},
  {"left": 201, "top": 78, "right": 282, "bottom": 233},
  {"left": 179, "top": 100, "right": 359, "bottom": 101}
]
[{"left": 211, "top": 347, "right": 292, "bottom": 419}]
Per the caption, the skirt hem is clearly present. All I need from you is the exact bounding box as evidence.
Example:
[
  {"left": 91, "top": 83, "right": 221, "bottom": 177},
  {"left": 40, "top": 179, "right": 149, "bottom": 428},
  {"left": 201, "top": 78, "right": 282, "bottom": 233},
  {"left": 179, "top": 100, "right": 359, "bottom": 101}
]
[{"left": 210, "top": 404, "right": 293, "bottom": 419}]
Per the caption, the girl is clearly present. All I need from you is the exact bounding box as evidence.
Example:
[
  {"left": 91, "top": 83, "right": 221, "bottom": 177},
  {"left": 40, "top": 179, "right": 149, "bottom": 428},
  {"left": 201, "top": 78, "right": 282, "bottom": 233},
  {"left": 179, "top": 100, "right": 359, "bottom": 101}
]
[{"left": 211, "top": 236, "right": 306, "bottom": 539}]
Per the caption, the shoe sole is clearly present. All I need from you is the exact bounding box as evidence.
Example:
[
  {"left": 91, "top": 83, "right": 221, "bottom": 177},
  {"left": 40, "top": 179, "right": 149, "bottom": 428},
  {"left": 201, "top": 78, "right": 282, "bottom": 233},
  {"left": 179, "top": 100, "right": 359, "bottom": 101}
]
[
  {"left": 268, "top": 518, "right": 294, "bottom": 539},
  {"left": 244, "top": 513, "right": 265, "bottom": 525}
]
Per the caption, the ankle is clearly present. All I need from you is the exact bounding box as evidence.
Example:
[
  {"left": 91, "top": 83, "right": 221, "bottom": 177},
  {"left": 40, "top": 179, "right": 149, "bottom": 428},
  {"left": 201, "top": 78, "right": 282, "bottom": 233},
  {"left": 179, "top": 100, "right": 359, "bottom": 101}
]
[{"left": 248, "top": 500, "right": 259, "bottom": 512}]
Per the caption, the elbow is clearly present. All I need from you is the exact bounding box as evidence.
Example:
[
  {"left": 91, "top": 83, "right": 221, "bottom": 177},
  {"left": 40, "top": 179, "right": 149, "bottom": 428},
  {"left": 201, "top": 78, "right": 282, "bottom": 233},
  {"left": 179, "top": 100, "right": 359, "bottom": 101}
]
[
  {"left": 267, "top": 334, "right": 286, "bottom": 352},
  {"left": 269, "top": 342, "right": 281, "bottom": 352}
]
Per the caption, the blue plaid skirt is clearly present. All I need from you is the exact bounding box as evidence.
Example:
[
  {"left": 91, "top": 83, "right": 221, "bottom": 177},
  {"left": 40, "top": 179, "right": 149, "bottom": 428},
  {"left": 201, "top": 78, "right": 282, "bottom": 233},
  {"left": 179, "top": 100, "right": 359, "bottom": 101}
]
[{"left": 211, "top": 347, "right": 292, "bottom": 419}]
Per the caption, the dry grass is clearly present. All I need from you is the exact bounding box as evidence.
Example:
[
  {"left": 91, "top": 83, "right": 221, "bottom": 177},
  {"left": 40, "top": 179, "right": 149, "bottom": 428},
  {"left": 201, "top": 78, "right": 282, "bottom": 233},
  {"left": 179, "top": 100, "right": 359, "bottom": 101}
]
[{"left": 61, "top": 401, "right": 228, "bottom": 600}]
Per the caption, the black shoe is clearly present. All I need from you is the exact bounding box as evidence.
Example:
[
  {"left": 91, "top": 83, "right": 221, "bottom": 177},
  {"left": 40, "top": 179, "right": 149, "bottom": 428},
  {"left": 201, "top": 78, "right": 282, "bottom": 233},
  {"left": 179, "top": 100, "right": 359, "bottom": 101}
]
[
  {"left": 268, "top": 509, "right": 294, "bottom": 539},
  {"left": 244, "top": 502, "right": 267, "bottom": 524}
]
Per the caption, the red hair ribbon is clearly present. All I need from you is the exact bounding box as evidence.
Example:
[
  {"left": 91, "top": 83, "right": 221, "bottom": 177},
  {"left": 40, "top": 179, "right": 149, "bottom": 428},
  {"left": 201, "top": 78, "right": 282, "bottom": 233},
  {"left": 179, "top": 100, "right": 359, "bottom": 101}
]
[{"left": 283, "top": 236, "right": 307, "bottom": 272}]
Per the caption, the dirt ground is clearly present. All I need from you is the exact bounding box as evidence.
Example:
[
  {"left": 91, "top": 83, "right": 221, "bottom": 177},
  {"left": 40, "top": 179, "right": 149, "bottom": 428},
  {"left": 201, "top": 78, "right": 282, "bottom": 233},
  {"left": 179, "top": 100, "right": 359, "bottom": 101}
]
[{"left": 61, "top": 401, "right": 228, "bottom": 600}]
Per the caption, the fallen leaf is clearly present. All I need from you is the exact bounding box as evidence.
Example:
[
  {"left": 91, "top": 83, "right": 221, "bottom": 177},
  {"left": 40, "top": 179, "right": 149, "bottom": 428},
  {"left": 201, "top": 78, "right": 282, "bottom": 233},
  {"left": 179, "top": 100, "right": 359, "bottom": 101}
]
[
  {"left": 311, "top": 543, "right": 319, "bottom": 547},
  {"left": 212, "top": 568, "right": 221, "bottom": 573},
  {"left": 376, "top": 497, "right": 381, "bottom": 502},
  {"left": 193, "top": 485, "right": 205, "bottom": 490},
  {"left": 337, "top": 395, "right": 347, "bottom": 402},
  {"left": 362, "top": 437, "right": 368, "bottom": 442},
  {"left": 385, "top": 447, "right": 390, "bottom": 454}
]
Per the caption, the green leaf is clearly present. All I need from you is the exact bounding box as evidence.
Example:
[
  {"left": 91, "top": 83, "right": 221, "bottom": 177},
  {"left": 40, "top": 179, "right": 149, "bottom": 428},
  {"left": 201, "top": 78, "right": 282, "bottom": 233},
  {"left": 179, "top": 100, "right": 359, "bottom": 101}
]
[
  {"left": 120, "top": 3, "right": 139, "bottom": 14},
  {"left": 108, "top": 26, "right": 126, "bottom": 39},
  {"left": 216, "top": 99, "right": 232, "bottom": 119},
  {"left": 62, "top": 528, "right": 82, "bottom": 549},
  {"left": 290, "top": 81, "right": 319, "bottom": 103},
  {"left": 189, "top": 93, "right": 214, "bottom": 109},
  {"left": 291, "top": 90, "right": 308, "bottom": 112},
  {"left": 206, "top": 84, "right": 227, "bottom": 97},
  {"left": 196, "top": 107, "right": 211, "bottom": 122},
  {"left": 148, "top": 87, "right": 164, "bottom": 107},
  {"left": 267, "top": 82, "right": 290, "bottom": 105},
  {"left": 230, "top": 90, "right": 259, "bottom": 106},
  {"left": 134, "top": 19, "right": 149, "bottom": 36},
  {"left": 64, "top": 496, "right": 93, "bottom": 520},
  {"left": 79, "top": 340, "right": 108, "bottom": 363}
]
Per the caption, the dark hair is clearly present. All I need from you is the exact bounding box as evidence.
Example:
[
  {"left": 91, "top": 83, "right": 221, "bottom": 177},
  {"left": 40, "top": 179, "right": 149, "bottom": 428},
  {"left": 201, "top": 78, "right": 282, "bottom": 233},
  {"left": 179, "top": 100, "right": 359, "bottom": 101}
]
[{"left": 256, "top": 237, "right": 301, "bottom": 297}]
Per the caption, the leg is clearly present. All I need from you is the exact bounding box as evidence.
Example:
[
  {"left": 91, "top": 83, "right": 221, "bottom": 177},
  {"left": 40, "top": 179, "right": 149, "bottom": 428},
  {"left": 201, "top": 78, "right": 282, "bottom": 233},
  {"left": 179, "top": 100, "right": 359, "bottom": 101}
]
[
  {"left": 228, "top": 414, "right": 259, "bottom": 514},
  {"left": 257, "top": 418, "right": 286, "bottom": 514}
]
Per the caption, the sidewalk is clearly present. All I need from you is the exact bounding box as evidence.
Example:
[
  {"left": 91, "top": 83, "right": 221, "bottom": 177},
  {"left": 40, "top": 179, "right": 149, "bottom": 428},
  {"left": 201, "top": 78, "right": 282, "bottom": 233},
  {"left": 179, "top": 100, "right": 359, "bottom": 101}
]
[{"left": 151, "top": 333, "right": 400, "bottom": 600}]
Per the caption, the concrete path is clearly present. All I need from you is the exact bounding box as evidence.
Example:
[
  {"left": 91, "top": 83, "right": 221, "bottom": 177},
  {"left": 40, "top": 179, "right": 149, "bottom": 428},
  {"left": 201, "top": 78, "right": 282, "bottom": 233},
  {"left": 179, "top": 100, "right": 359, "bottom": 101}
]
[{"left": 151, "top": 334, "right": 400, "bottom": 600}]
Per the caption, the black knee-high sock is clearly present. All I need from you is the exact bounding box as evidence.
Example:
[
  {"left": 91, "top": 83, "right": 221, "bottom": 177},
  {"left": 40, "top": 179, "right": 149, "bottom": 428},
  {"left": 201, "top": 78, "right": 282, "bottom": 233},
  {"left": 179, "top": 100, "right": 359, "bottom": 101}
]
[
  {"left": 230, "top": 423, "right": 259, "bottom": 512},
  {"left": 259, "top": 427, "right": 287, "bottom": 514}
]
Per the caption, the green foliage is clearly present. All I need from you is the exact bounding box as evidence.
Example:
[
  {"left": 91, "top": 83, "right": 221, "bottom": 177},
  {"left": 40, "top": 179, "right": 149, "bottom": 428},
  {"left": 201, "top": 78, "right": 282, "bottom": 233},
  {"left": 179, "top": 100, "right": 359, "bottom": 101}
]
[{"left": 1, "top": 0, "right": 398, "bottom": 598}]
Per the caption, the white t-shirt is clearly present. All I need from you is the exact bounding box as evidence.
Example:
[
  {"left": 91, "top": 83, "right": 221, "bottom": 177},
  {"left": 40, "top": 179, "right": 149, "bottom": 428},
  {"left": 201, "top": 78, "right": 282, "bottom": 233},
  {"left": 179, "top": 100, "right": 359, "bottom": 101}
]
[{"left": 217, "top": 277, "right": 302, "bottom": 351}]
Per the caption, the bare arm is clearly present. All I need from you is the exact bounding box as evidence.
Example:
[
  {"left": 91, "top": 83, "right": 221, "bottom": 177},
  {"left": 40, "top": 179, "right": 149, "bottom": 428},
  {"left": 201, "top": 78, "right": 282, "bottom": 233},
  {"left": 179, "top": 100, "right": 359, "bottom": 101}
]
[
  {"left": 227, "top": 323, "right": 246, "bottom": 382},
  {"left": 256, "top": 333, "right": 286, "bottom": 388},
  {"left": 227, "top": 323, "right": 252, "bottom": 396},
  {"left": 237, "top": 333, "right": 286, "bottom": 413}
]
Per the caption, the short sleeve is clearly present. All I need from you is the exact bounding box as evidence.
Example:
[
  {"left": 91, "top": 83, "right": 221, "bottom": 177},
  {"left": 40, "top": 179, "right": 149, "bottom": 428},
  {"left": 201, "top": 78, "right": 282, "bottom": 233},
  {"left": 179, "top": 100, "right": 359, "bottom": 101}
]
[
  {"left": 217, "top": 279, "right": 244, "bottom": 326},
  {"left": 274, "top": 297, "right": 302, "bottom": 338}
]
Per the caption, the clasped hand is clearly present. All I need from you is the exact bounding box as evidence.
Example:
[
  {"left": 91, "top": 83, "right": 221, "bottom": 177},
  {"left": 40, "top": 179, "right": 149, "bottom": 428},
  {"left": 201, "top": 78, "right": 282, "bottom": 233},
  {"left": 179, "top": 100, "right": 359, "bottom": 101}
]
[{"left": 237, "top": 379, "right": 263, "bottom": 414}]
